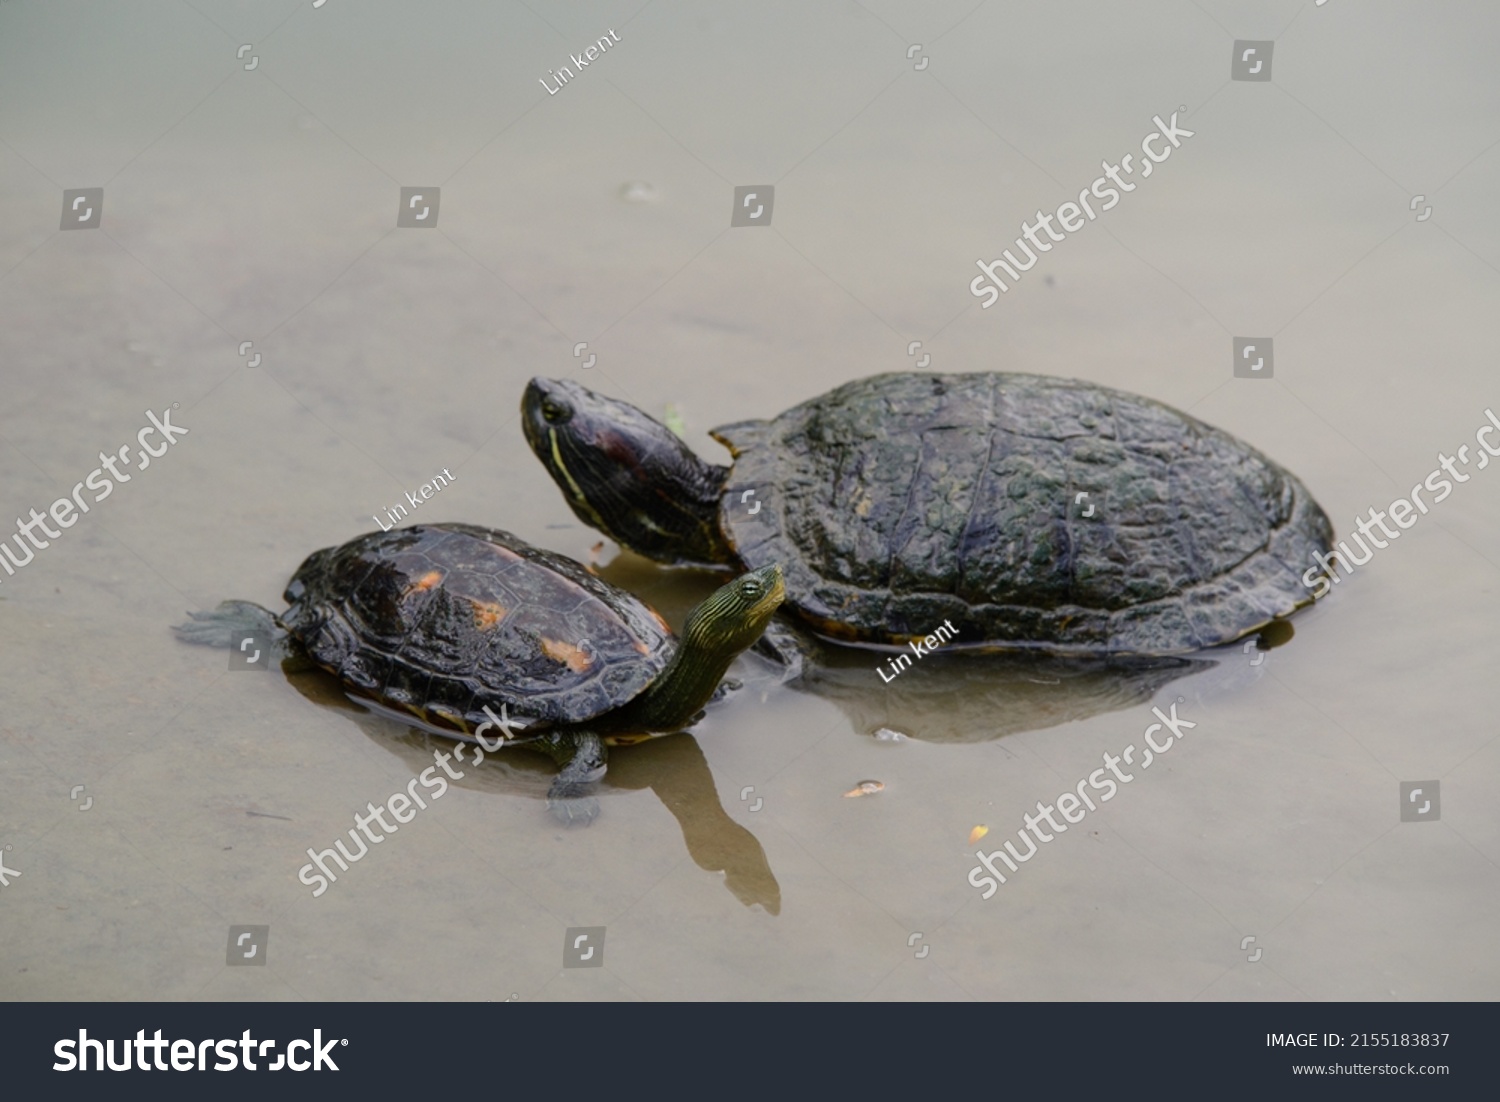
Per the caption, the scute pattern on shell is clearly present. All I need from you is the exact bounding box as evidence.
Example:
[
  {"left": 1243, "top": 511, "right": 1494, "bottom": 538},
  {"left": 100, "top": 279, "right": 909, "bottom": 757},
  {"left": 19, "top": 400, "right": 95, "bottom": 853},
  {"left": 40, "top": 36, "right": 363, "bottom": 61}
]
[
  {"left": 714, "top": 372, "right": 1333, "bottom": 654},
  {"left": 279, "top": 524, "right": 674, "bottom": 728}
]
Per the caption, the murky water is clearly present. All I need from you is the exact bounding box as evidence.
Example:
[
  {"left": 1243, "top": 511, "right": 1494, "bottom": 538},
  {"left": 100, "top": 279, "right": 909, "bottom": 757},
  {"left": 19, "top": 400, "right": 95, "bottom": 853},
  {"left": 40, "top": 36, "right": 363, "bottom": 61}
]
[{"left": 3, "top": 1, "right": 1498, "bottom": 1001}]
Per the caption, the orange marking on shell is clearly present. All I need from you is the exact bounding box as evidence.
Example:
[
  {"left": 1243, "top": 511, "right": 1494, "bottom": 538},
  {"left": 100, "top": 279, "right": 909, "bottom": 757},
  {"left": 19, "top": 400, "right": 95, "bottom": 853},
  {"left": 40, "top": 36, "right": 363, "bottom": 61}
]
[
  {"left": 471, "top": 600, "right": 508, "bottom": 630},
  {"left": 403, "top": 569, "right": 445, "bottom": 597},
  {"left": 541, "top": 637, "right": 594, "bottom": 672}
]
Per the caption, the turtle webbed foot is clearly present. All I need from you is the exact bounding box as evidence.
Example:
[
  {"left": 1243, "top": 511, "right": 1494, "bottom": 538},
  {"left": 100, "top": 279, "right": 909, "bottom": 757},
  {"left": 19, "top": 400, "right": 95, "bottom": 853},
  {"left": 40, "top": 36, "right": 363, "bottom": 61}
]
[
  {"left": 708, "top": 677, "right": 742, "bottom": 704},
  {"left": 173, "top": 600, "right": 286, "bottom": 650},
  {"left": 546, "top": 782, "right": 600, "bottom": 826},
  {"left": 539, "top": 731, "right": 607, "bottom": 826}
]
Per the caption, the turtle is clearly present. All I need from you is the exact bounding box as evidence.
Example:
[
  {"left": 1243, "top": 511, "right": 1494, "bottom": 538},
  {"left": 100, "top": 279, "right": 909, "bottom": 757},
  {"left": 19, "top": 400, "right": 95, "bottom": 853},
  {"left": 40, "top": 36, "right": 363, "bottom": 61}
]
[
  {"left": 173, "top": 523, "right": 784, "bottom": 823},
  {"left": 520, "top": 371, "right": 1334, "bottom": 670}
]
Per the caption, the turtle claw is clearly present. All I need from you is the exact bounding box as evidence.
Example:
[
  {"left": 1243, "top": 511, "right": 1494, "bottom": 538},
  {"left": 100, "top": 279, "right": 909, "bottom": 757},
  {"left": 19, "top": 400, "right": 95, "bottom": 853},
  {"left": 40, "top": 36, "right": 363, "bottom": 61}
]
[
  {"left": 547, "top": 791, "right": 600, "bottom": 826},
  {"left": 708, "top": 677, "right": 743, "bottom": 704}
]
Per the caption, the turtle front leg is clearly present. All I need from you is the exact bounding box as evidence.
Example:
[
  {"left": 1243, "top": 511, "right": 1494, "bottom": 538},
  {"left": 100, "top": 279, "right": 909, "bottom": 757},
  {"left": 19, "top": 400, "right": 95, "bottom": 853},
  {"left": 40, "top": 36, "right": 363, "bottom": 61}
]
[
  {"left": 173, "top": 600, "right": 311, "bottom": 667},
  {"left": 174, "top": 600, "right": 287, "bottom": 649},
  {"left": 535, "top": 731, "right": 608, "bottom": 825},
  {"left": 751, "top": 617, "right": 812, "bottom": 683}
]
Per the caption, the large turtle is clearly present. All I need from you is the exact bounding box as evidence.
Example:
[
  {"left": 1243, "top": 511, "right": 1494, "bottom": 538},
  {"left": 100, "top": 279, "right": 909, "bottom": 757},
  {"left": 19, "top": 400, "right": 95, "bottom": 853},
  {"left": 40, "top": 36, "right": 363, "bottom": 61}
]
[
  {"left": 174, "top": 523, "right": 784, "bottom": 822},
  {"left": 521, "top": 372, "right": 1334, "bottom": 667}
]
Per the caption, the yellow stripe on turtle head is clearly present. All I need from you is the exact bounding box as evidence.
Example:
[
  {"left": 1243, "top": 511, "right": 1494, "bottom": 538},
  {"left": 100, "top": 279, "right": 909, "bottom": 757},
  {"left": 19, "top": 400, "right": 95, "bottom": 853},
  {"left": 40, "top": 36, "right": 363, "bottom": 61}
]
[{"left": 549, "top": 429, "right": 610, "bottom": 531}]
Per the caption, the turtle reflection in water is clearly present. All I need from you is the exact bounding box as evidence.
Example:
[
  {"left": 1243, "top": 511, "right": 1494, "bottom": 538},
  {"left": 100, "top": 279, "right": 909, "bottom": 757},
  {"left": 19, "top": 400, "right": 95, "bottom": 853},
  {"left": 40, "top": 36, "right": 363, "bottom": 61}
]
[
  {"left": 793, "top": 645, "right": 1215, "bottom": 746},
  {"left": 283, "top": 665, "right": 782, "bottom": 914},
  {"left": 175, "top": 523, "right": 783, "bottom": 824}
]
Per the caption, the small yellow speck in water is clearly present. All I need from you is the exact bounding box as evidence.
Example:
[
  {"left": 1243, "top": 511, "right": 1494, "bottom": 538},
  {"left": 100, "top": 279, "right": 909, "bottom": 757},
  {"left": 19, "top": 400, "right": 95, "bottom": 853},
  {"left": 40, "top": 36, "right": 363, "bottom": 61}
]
[{"left": 844, "top": 780, "right": 885, "bottom": 798}]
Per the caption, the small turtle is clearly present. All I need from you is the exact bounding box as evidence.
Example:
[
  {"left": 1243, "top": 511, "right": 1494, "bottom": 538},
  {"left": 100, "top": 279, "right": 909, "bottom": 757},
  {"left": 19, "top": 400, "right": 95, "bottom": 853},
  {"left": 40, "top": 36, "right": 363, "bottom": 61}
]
[
  {"left": 174, "top": 523, "right": 783, "bottom": 823},
  {"left": 521, "top": 372, "right": 1334, "bottom": 668}
]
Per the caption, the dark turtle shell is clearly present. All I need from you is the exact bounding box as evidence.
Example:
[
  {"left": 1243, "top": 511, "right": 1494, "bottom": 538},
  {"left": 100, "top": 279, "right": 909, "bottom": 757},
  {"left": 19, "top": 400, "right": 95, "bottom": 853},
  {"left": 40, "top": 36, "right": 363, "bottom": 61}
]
[
  {"left": 711, "top": 372, "right": 1334, "bottom": 655},
  {"left": 278, "top": 524, "right": 674, "bottom": 731}
]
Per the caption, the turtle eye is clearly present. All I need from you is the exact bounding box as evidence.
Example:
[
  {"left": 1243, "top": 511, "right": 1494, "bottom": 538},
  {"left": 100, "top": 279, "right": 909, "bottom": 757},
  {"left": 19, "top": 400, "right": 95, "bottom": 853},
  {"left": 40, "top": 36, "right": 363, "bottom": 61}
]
[
  {"left": 541, "top": 398, "right": 572, "bottom": 424},
  {"left": 741, "top": 579, "right": 762, "bottom": 599}
]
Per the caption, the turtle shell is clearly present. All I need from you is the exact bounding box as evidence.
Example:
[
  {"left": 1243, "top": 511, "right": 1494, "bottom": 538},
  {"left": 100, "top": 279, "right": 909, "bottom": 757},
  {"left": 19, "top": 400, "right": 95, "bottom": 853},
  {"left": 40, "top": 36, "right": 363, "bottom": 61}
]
[
  {"left": 278, "top": 524, "right": 674, "bottom": 731},
  {"left": 711, "top": 372, "right": 1334, "bottom": 655}
]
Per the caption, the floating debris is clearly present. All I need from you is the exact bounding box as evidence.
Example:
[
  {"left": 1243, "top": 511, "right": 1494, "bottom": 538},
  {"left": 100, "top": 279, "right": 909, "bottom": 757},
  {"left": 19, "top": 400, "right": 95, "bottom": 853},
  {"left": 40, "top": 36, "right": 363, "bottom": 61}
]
[
  {"left": 587, "top": 539, "right": 619, "bottom": 569},
  {"left": 844, "top": 780, "right": 885, "bottom": 798},
  {"left": 968, "top": 825, "right": 989, "bottom": 845},
  {"left": 873, "top": 727, "right": 908, "bottom": 743}
]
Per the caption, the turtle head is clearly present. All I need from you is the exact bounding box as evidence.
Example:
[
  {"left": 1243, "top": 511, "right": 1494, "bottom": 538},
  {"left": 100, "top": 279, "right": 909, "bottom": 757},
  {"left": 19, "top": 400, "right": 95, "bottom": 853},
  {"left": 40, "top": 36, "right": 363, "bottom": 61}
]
[
  {"left": 522, "top": 377, "right": 732, "bottom": 566},
  {"left": 681, "top": 563, "right": 786, "bottom": 658},
  {"left": 620, "top": 564, "right": 786, "bottom": 732}
]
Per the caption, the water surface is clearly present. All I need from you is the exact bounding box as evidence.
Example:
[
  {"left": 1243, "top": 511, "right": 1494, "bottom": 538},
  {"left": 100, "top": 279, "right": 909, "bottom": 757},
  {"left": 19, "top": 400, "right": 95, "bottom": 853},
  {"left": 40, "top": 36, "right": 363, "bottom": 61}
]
[{"left": 2, "top": 0, "right": 1498, "bottom": 1001}]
